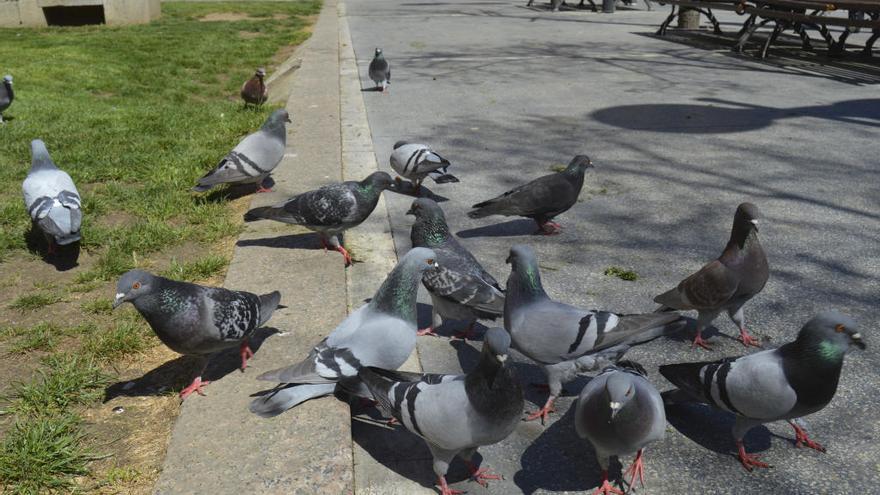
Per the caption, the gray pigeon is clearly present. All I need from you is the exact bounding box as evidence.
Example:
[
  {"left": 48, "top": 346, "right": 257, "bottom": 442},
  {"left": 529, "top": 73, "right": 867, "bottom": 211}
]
[
  {"left": 408, "top": 198, "right": 504, "bottom": 340},
  {"left": 249, "top": 248, "right": 438, "bottom": 417},
  {"left": 244, "top": 171, "right": 397, "bottom": 266},
  {"left": 575, "top": 361, "right": 665, "bottom": 495},
  {"left": 0, "top": 75, "right": 12, "bottom": 123},
  {"left": 660, "top": 311, "right": 864, "bottom": 471},
  {"left": 241, "top": 68, "right": 268, "bottom": 107},
  {"left": 22, "top": 140, "right": 82, "bottom": 253},
  {"left": 390, "top": 141, "right": 458, "bottom": 191},
  {"left": 654, "top": 202, "right": 768, "bottom": 350},
  {"left": 368, "top": 48, "right": 391, "bottom": 91},
  {"left": 505, "top": 244, "right": 684, "bottom": 423},
  {"left": 359, "top": 327, "right": 522, "bottom": 495},
  {"left": 467, "top": 155, "right": 593, "bottom": 235},
  {"left": 113, "top": 270, "right": 281, "bottom": 399},
  {"left": 192, "top": 109, "right": 291, "bottom": 193}
]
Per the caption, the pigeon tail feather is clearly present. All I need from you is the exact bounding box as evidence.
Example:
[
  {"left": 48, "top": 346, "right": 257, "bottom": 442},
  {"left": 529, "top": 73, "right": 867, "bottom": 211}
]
[
  {"left": 429, "top": 171, "right": 459, "bottom": 184},
  {"left": 257, "top": 291, "right": 281, "bottom": 327},
  {"left": 658, "top": 361, "right": 714, "bottom": 403},
  {"left": 249, "top": 383, "right": 336, "bottom": 417}
]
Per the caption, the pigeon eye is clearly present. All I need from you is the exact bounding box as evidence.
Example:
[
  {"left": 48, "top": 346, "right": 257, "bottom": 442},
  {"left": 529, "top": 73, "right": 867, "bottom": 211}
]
[
  {"left": 132, "top": 282, "right": 141, "bottom": 290},
  {"left": 426, "top": 259, "right": 435, "bottom": 265},
  {"left": 835, "top": 324, "right": 845, "bottom": 333}
]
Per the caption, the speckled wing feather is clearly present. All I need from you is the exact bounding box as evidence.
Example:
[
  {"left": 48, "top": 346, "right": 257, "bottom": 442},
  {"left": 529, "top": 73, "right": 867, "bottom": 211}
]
[
  {"left": 422, "top": 266, "right": 504, "bottom": 316},
  {"left": 244, "top": 183, "right": 358, "bottom": 228}
]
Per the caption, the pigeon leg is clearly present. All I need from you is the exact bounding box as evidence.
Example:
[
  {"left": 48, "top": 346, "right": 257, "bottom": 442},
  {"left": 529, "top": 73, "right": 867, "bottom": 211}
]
[
  {"left": 788, "top": 421, "right": 826, "bottom": 452},
  {"left": 591, "top": 470, "right": 624, "bottom": 495},
  {"left": 417, "top": 326, "right": 440, "bottom": 337},
  {"left": 525, "top": 395, "right": 556, "bottom": 424},
  {"left": 736, "top": 440, "right": 770, "bottom": 471},
  {"left": 729, "top": 307, "right": 761, "bottom": 347},
  {"left": 255, "top": 178, "right": 273, "bottom": 193},
  {"left": 535, "top": 220, "right": 561, "bottom": 236},
  {"left": 464, "top": 460, "right": 502, "bottom": 487},
  {"left": 239, "top": 339, "right": 255, "bottom": 371},
  {"left": 738, "top": 328, "right": 761, "bottom": 348},
  {"left": 336, "top": 245, "right": 353, "bottom": 266},
  {"left": 437, "top": 476, "right": 464, "bottom": 495},
  {"left": 179, "top": 376, "right": 211, "bottom": 400},
  {"left": 453, "top": 320, "right": 478, "bottom": 340},
  {"left": 691, "top": 328, "right": 712, "bottom": 350},
  {"left": 623, "top": 449, "right": 646, "bottom": 489}
]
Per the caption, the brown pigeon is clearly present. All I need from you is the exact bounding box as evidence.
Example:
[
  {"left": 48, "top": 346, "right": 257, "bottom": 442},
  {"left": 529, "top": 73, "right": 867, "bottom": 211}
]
[
  {"left": 654, "top": 202, "right": 769, "bottom": 350},
  {"left": 241, "top": 68, "right": 268, "bottom": 107}
]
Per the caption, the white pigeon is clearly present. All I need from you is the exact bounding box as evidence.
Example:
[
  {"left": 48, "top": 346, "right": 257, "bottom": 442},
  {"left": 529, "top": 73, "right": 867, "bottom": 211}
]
[
  {"left": 390, "top": 141, "right": 458, "bottom": 191},
  {"left": 22, "top": 140, "right": 82, "bottom": 253}
]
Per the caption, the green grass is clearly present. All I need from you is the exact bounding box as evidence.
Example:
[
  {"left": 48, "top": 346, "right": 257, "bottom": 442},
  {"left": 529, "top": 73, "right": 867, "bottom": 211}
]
[
  {"left": 162, "top": 254, "right": 229, "bottom": 282},
  {"left": 8, "top": 292, "right": 63, "bottom": 312},
  {"left": 603, "top": 266, "right": 639, "bottom": 282},
  {"left": 0, "top": 3, "right": 320, "bottom": 491}
]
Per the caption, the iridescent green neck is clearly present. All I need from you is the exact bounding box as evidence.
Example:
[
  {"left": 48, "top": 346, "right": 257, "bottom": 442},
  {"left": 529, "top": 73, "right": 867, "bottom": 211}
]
[
  {"left": 370, "top": 265, "right": 419, "bottom": 323},
  {"left": 411, "top": 216, "right": 449, "bottom": 248},
  {"left": 509, "top": 262, "right": 547, "bottom": 300}
]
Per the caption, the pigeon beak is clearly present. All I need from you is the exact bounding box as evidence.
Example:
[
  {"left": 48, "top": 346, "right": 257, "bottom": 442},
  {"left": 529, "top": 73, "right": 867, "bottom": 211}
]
[
  {"left": 112, "top": 293, "right": 126, "bottom": 309},
  {"left": 750, "top": 219, "right": 759, "bottom": 232},
  {"left": 495, "top": 354, "right": 508, "bottom": 363},
  {"left": 609, "top": 401, "right": 622, "bottom": 419},
  {"left": 285, "top": 116, "right": 292, "bottom": 123},
  {"left": 851, "top": 333, "right": 866, "bottom": 350},
  {"left": 405, "top": 207, "right": 415, "bottom": 216},
  {"left": 505, "top": 255, "right": 512, "bottom": 264},
  {"left": 432, "top": 262, "right": 439, "bottom": 269}
]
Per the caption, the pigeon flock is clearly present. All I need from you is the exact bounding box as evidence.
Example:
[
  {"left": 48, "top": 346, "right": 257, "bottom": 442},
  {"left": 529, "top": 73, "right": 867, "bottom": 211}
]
[{"left": 11, "top": 49, "right": 866, "bottom": 495}]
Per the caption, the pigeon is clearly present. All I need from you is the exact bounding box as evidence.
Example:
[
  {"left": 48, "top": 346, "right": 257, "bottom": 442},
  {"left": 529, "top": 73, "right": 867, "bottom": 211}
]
[
  {"left": 22, "top": 140, "right": 82, "bottom": 254},
  {"left": 467, "top": 155, "right": 593, "bottom": 235},
  {"left": 504, "top": 244, "right": 684, "bottom": 423},
  {"left": 249, "top": 248, "right": 438, "bottom": 417},
  {"left": 359, "top": 327, "right": 523, "bottom": 495},
  {"left": 575, "top": 361, "right": 666, "bottom": 495},
  {"left": 390, "top": 141, "right": 458, "bottom": 191},
  {"left": 368, "top": 48, "right": 391, "bottom": 92},
  {"left": 407, "top": 198, "right": 504, "bottom": 340},
  {"left": 244, "top": 171, "right": 397, "bottom": 266},
  {"left": 654, "top": 202, "right": 768, "bottom": 350},
  {"left": 192, "top": 109, "right": 291, "bottom": 194},
  {"left": 0, "top": 75, "right": 12, "bottom": 123},
  {"left": 112, "top": 270, "right": 281, "bottom": 399},
  {"left": 240, "top": 67, "right": 268, "bottom": 107},
  {"left": 660, "top": 311, "right": 864, "bottom": 471}
]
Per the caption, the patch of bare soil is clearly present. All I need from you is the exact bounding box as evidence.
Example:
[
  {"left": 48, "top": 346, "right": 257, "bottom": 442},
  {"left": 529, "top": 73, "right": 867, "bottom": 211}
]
[{"left": 199, "top": 12, "right": 252, "bottom": 22}]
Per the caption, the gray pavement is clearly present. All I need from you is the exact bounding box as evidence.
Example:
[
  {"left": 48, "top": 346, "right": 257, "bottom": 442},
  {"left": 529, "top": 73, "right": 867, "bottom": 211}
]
[{"left": 345, "top": 1, "right": 880, "bottom": 494}]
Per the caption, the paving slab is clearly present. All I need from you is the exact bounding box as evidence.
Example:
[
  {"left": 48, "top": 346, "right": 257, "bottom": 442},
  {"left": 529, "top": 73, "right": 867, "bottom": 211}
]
[
  {"left": 154, "top": 1, "right": 355, "bottom": 492},
  {"left": 344, "top": 1, "right": 880, "bottom": 494}
]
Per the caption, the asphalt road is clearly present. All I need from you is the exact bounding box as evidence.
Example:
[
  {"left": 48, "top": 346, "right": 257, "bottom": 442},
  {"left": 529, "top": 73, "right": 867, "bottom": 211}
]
[{"left": 345, "top": 2, "right": 880, "bottom": 493}]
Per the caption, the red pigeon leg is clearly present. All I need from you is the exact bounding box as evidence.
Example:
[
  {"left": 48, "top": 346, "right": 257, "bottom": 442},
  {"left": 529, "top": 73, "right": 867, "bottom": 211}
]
[
  {"left": 179, "top": 376, "right": 211, "bottom": 400},
  {"left": 789, "top": 421, "right": 826, "bottom": 452},
  {"left": 525, "top": 395, "right": 556, "bottom": 425},
  {"left": 691, "top": 328, "right": 712, "bottom": 351},
  {"left": 417, "top": 326, "right": 440, "bottom": 337},
  {"left": 738, "top": 327, "right": 762, "bottom": 348},
  {"left": 591, "top": 470, "right": 624, "bottom": 495},
  {"left": 623, "top": 449, "right": 646, "bottom": 489},
  {"left": 437, "top": 476, "right": 464, "bottom": 495},
  {"left": 336, "top": 245, "right": 353, "bottom": 266},
  {"left": 736, "top": 440, "right": 770, "bottom": 471},
  {"left": 239, "top": 339, "right": 255, "bottom": 371},
  {"left": 464, "top": 460, "right": 502, "bottom": 487}
]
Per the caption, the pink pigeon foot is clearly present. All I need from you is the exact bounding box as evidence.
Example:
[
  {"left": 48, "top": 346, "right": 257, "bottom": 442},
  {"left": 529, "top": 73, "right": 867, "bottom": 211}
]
[
  {"left": 691, "top": 331, "right": 712, "bottom": 350},
  {"left": 437, "top": 476, "right": 464, "bottom": 495},
  {"left": 591, "top": 471, "right": 624, "bottom": 495},
  {"left": 623, "top": 449, "right": 646, "bottom": 489},
  {"left": 417, "top": 326, "right": 439, "bottom": 337},
  {"left": 179, "top": 376, "right": 210, "bottom": 400},
  {"left": 790, "top": 421, "right": 826, "bottom": 452},
  {"left": 525, "top": 397, "right": 556, "bottom": 425},
  {"left": 239, "top": 340, "right": 254, "bottom": 371},
  {"left": 464, "top": 461, "right": 502, "bottom": 487},
  {"left": 739, "top": 327, "right": 762, "bottom": 348},
  {"left": 337, "top": 245, "right": 353, "bottom": 266},
  {"left": 736, "top": 440, "right": 770, "bottom": 471}
]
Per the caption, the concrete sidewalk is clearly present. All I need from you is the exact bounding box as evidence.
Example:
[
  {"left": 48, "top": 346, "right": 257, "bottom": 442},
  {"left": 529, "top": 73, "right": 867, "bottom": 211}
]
[{"left": 153, "top": 0, "right": 406, "bottom": 491}]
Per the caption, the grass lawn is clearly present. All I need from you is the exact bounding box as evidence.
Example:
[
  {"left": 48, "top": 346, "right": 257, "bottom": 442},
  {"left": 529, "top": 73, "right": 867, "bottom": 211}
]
[{"left": 0, "top": 1, "right": 320, "bottom": 492}]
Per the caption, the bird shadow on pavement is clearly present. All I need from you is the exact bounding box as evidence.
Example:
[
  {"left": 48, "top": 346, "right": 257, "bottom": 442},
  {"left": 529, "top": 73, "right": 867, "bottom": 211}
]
[
  {"left": 24, "top": 225, "right": 80, "bottom": 271},
  {"left": 102, "top": 326, "right": 278, "bottom": 401},
  {"left": 389, "top": 183, "right": 450, "bottom": 203},
  {"left": 236, "top": 232, "right": 321, "bottom": 251},
  {"left": 416, "top": 302, "right": 492, "bottom": 340},
  {"left": 514, "top": 403, "right": 607, "bottom": 494},
  {"left": 664, "top": 402, "right": 772, "bottom": 457},
  {"left": 200, "top": 177, "right": 276, "bottom": 203},
  {"left": 456, "top": 219, "right": 539, "bottom": 238}
]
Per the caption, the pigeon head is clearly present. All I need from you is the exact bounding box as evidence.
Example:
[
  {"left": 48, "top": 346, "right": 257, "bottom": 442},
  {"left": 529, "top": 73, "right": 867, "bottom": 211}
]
[
  {"left": 113, "top": 270, "right": 158, "bottom": 309},
  {"left": 374, "top": 48, "right": 383, "bottom": 58},
  {"left": 797, "top": 311, "right": 864, "bottom": 356},
  {"left": 604, "top": 371, "right": 637, "bottom": 420},
  {"left": 484, "top": 327, "right": 512, "bottom": 365},
  {"left": 406, "top": 197, "right": 445, "bottom": 220},
  {"left": 264, "top": 109, "right": 292, "bottom": 126},
  {"left": 29, "top": 140, "right": 55, "bottom": 171},
  {"left": 2, "top": 75, "right": 11, "bottom": 85},
  {"left": 408, "top": 198, "right": 450, "bottom": 247},
  {"left": 255, "top": 67, "right": 266, "bottom": 78},
  {"left": 505, "top": 245, "right": 546, "bottom": 298},
  {"left": 370, "top": 247, "right": 438, "bottom": 321},
  {"left": 564, "top": 155, "right": 593, "bottom": 173},
  {"left": 734, "top": 202, "right": 762, "bottom": 231},
  {"left": 506, "top": 244, "right": 539, "bottom": 271},
  {"left": 361, "top": 171, "right": 397, "bottom": 193},
  {"left": 402, "top": 246, "right": 439, "bottom": 273},
  {"left": 392, "top": 140, "right": 408, "bottom": 150}
]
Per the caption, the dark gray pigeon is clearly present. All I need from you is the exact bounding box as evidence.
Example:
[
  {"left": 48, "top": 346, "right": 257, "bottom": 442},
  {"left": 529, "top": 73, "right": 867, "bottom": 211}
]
[
  {"left": 359, "top": 327, "right": 522, "bottom": 495},
  {"left": 390, "top": 141, "right": 458, "bottom": 191},
  {"left": 249, "top": 248, "right": 438, "bottom": 417},
  {"left": 192, "top": 109, "right": 291, "bottom": 193},
  {"left": 505, "top": 244, "right": 684, "bottom": 423},
  {"left": 240, "top": 67, "right": 268, "bottom": 107},
  {"left": 244, "top": 171, "right": 397, "bottom": 266},
  {"left": 408, "top": 198, "right": 504, "bottom": 340},
  {"left": 22, "top": 140, "right": 82, "bottom": 253},
  {"left": 575, "top": 361, "right": 665, "bottom": 495},
  {"left": 368, "top": 48, "right": 391, "bottom": 91},
  {"left": 467, "top": 155, "right": 593, "bottom": 235},
  {"left": 0, "top": 75, "right": 12, "bottom": 123},
  {"left": 113, "top": 270, "right": 281, "bottom": 399},
  {"left": 660, "top": 311, "right": 864, "bottom": 471},
  {"left": 654, "top": 202, "right": 768, "bottom": 350}
]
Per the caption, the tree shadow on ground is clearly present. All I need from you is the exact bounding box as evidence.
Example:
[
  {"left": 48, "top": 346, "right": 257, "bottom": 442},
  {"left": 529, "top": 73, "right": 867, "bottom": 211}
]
[{"left": 103, "top": 326, "right": 278, "bottom": 401}]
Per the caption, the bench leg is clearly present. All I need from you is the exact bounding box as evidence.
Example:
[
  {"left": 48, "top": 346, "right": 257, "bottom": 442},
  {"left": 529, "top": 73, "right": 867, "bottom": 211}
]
[
  {"left": 703, "top": 8, "right": 723, "bottom": 34},
  {"left": 829, "top": 29, "right": 851, "bottom": 58},
  {"left": 644, "top": 0, "right": 653, "bottom": 11},
  {"left": 736, "top": 14, "right": 756, "bottom": 37},
  {"left": 657, "top": 6, "right": 678, "bottom": 36},
  {"left": 794, "top": 22, "right": 813, "bottom": 51},
  {"left": 734, "top": 15, "right": 767, "bottom": 53},
  {"left": 759, "top": 21, "right": 786, "bottom": 59}
]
